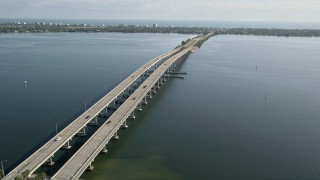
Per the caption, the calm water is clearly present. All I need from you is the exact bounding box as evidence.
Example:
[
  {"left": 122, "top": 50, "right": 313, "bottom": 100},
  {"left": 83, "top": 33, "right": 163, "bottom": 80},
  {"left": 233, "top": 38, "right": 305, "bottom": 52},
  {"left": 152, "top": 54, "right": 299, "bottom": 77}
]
[{"left": 1, "top": 33, "right": 320, "bottom": 179}]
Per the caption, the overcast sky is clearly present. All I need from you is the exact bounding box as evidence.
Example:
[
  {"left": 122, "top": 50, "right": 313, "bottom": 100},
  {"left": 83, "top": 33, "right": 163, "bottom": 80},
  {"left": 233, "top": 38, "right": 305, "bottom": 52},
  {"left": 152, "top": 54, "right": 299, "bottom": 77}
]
[{"left": 1, "top": 0, "right": 320, "bottom": 22}]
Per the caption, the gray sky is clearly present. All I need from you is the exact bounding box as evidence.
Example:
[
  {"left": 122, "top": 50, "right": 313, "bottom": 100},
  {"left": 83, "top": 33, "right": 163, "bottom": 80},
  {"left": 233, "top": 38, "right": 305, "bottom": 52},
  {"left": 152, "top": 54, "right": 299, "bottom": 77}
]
[{"left": 1, "top": 0, "right": 320, "bottom": 21}]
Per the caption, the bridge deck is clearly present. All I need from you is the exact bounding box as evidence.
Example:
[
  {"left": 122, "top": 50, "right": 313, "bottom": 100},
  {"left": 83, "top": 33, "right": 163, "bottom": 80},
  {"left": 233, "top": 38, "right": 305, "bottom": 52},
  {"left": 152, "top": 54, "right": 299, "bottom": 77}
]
[
  {"left": 3, "top": 48, "right": 181, "bottom": 180},
  {"left": 51, "top": 48, "right": 192, "bottom": 180}
]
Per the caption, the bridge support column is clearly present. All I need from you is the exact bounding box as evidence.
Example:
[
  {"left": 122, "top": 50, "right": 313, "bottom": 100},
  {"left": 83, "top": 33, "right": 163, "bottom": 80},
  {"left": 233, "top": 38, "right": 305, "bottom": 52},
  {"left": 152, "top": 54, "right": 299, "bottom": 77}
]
[
  {"left": 90, "top": 116, "right": 98, "bottom": 126},
  {"left": 44, "top": 156, "right": 55, "bottom": 166},
  {"left": 87, "top": 162, "right": 94, "bottom": 171},
  {"left": 62, "top": 139, "right": 72, "bottom": 150},
  {"left": 147, "top": 91, "right": 152, "bottom": 99},
  {"left": 121, "top": 120, "right": 128, "bottom": 129},
  {"left": 157, "top": 82, "right": 160, "bottom": 89},
  {"left": 123, "top": 90, "right": 129, "bottom": 98},
  {"left": 143, "top": 96, "right": 148, "bottom": 105},
  {"left": 77, "top": 126, "right": 86, "bottom": 137},
  {"left": 101, "top": 145, "right": 108, "bottom": 154},
  {"left": 136, "top": 103, "right": 142, "bottom": 112},
  {"left": 130, "top": 111, "right": 136, "bottom": 119},
  {"left": 98, "top": 108, "right": 108, "bottom": 118},
  {"left": 112, "top": 131, "right": 119, "bottom": 140},
  {"left": 113, "top": 99, "right": 116, "bottom": 108},
  {"left": 152, "top": 86, "right": 157, "bottom": 94}
]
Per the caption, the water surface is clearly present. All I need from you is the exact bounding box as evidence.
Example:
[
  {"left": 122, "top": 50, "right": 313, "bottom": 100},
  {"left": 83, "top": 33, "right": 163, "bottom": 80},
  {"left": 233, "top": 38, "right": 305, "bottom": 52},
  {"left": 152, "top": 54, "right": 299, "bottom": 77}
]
[{"left": 1, "top": 33, "right": 320, "bottom": 179}]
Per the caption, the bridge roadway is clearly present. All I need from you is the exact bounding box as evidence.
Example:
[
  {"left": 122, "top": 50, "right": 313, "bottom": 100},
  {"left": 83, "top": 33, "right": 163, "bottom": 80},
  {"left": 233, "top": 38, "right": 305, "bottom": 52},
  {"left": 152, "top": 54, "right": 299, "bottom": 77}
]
[
  {"left": 3, "top": 48, "right": 181, "bottom": 179},
  {"left": 51, "top": 47, "right": 193, "bottom": 180}
]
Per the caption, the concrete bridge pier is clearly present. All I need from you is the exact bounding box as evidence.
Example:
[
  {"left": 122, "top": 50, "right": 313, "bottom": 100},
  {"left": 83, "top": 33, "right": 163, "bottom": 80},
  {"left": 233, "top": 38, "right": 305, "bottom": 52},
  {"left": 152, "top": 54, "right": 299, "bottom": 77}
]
[
  {"left": 160, "top": 77, "right": 164, "bottom": 85},
  {"left": 130, "top": 83, "right": 136, "bottom": 91},
  {"left": 62, "top": 139, "right": 72, "bottom": 150},
  {"left": 77, "top": 126, "right": 87, "bottom": 137},
  {"left": 143, "top": 96, "right": 148, "bottom": 105},
  {"left": 174, "top": 62, "right": 177, "bottom": 70},
  {"left": 129, "top": 111, "right": 136, "bottom": 119},
  {"left": 121, "top": 120, "right": 128, "bottom": 129},
  {"left": 98, "top": 107, "right": 108, "bottom": 118},
  {"left": 136, "top": 103, "right": 142, "bottom": 112},
  {"left": 147, "top": 91, "right": 152, "bottom": 99},
  {"left": 113, "top": 98, "right": 117, "bottom": 108},
  {"left": 163, "top": 75, "right": 167, "bottom": 82},
  {"left": 131, "top": 82, "right": 135, "bottom": 89},
  {"left": 152, "top": 86, "right": 157, "bottom": 94},
  {"left": 44, "top": 156, "right": 54, "bottom": 166},
  {"left": 157, "top": 82, "right": 160, "bottom": 89},
  {"left": 87, "top": 162, "right": 94, "bottom": 171},
  {"left": 90, "top": 116, "right": 98, "bottom": 126},
  {"left": 112, "top": 131, "right": 119, "bottom": 140},
  {"left": 123, "top": 90, "right": 129, "bottom": 98},
  {"left": 101, "top": 144, "right": 108, "bottom": 154}
]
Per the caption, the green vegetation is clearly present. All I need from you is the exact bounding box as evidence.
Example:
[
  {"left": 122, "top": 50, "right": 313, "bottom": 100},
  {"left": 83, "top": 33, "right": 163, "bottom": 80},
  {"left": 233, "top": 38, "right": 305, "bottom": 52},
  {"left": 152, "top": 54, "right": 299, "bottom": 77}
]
[
  {"left": 1, "top": 23, "right": 320, "bottom": 37},
  {"left": 13, "top": 169, "right": 31, "bottom": 180},
  {"left": 35, "top": 172, "right": 47, "bottom": 180},
  {"left": 14, "top": 175, "right": 23, "bottom": 180},
  {"left": 21, "top": 170, "right": 30, "bottom": 179},
  {"left": 221, "top": 28, "right": 320, "bottom": 37},
  {"left": 0, "top": 169, "right": 3, "bottom": 177},
  {"left": 181, "top": 38, "right": 191, "bottom": 46}
]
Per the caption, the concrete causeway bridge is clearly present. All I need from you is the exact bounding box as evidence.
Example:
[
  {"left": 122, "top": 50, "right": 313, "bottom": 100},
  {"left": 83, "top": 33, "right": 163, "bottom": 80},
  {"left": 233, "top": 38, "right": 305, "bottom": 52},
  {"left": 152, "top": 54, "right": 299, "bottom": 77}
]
[{"left": 2, "top": 32, "right": 213, "bottom": 180}]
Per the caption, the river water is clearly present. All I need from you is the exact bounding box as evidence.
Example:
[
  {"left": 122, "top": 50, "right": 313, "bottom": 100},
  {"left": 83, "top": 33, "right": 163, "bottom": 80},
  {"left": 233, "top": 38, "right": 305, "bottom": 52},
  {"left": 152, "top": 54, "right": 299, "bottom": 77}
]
[{"left": 1, "top": 33, "right": 320, "bottom": 179}]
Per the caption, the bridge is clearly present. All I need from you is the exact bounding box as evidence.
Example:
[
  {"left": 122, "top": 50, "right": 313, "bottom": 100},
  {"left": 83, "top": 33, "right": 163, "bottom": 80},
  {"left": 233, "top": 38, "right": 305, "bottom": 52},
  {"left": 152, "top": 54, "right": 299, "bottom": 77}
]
[{"left": 2, "top": 32, "right": 213, "bottom": 180}]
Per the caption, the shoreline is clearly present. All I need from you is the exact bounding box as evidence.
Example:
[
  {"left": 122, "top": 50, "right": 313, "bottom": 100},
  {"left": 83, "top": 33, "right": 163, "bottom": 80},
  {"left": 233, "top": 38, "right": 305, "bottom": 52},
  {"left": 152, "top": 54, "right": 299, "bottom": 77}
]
[{"left": 1, "top": 24, "right": 320, "bottom": 37}]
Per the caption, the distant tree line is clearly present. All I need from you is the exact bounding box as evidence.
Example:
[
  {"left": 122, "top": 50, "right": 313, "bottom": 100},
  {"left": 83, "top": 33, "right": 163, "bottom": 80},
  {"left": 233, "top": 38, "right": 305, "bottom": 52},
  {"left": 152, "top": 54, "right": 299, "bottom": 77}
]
[
  {"left": 219, "top": 28, "right": 320, "bottom": 37},
  {"left": 1, "top": 23, "right": 320, "bottom": 37}
]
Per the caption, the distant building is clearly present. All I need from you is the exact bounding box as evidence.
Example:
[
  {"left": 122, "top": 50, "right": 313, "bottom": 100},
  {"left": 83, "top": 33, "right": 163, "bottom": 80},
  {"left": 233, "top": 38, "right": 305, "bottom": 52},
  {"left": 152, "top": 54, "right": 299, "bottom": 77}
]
[{"left": 153, "top": 24, "right": 158, "bottom": 28}]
